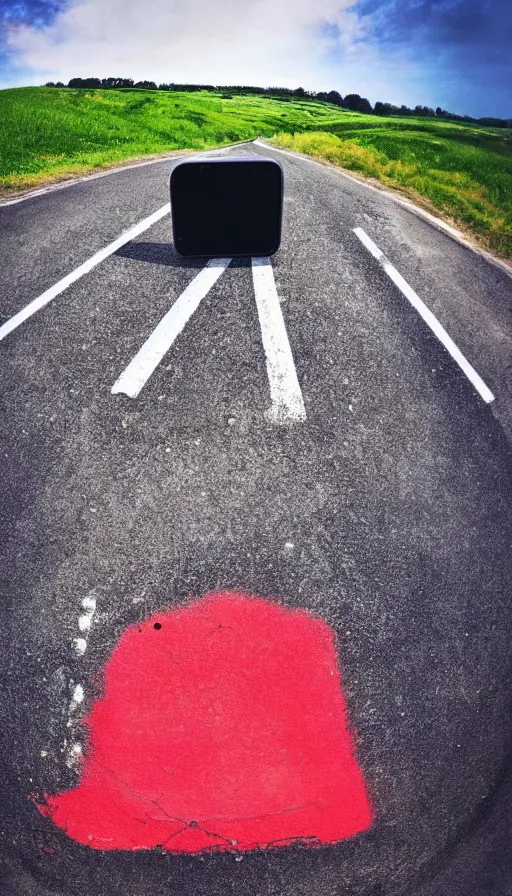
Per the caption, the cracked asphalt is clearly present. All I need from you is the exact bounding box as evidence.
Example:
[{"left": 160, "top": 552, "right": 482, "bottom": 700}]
[{"left": 0, "top": 139, "right": 511, "bottom": 896}]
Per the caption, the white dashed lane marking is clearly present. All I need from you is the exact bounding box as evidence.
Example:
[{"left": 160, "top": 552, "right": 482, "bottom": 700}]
[
  {"left": 0, "top": 190, "right": 492, "bottom": 414},
  {"left": 0, "top": 203, "right": 171, "bottom": 343},
  {"left": 112, "top": 254, "right": 307, "bottom": 425},
  {"left": 353, "top": 227, "right": 495, "bottom": 404},
  {"left": 251, "top": 257, "right": 306, "bottom": 424},
  {"left": 111, "top": 258, "right": 232, "bottom": 398}
]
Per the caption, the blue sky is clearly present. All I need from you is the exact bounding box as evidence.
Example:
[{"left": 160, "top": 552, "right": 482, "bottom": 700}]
[{"left": 1, "top": 0, "right": 510, "bottom": 118}]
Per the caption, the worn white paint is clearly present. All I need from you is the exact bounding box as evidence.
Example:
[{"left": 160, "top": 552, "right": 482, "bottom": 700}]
[
  {"left": 72, "top": 637, "right": 87, "bottom": 656},
  {"left": 66, "top": 742, "right": 83, "bottom": 769},
  {"left": 78, "top": 594, "right": 97, "bottom": 632},
  {"left": 251, "top": 257, "right": 306, "bottom": 424},
  {"left": 353, "top": 227, "right": 495, "bottom": 404},
  {"left": 112, "top": 258, "right": 232, "bottom": 397},
  {"left": 66, "top": 592, "right": 98, "bottom": 767},
  {"left": 0, "top": 204, "right": 171, "bottom": 343},
  {"left": 71, "top": 683, "right": 85, "bottom": 704},
  {"left": 69, "top": 683, "right": 85, "bottom": 716}
]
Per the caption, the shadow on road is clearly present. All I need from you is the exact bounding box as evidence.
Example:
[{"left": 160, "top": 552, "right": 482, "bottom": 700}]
[{"left": 114, "top": 242, "right": 253, "bottom": 269}]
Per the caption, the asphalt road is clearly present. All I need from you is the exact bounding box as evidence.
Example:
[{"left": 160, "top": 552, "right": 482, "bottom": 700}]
[{"left": 1, "top": 139, "right": 511, "bottom": 896}]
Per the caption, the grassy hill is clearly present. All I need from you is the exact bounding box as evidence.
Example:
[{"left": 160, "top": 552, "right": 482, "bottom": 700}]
[{"left": 1, "top": 86, "right": 510, "bottom": 258}]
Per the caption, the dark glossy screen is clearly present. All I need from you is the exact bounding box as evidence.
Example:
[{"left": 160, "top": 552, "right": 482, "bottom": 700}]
[{"left": 170, "top": 157, "right": 283, "bottom": 257}]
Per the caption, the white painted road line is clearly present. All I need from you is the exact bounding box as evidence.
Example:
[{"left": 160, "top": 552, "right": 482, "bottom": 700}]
[
  {"left": 112, "top": 258, "right": 232, "bottom": 398},
  {"left": 353, "top": 227, "right": 495, "bottom": 404},
  {"left": 251, "top": 257, "right": 306, "bottom": 424},
  {"left": 0, "top": 203, "right": 171, "bottom": 343}
]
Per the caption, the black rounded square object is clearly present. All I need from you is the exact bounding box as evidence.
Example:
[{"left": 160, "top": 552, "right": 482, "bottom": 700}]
[{"left": 170, "top": 157, "right": 283, "bottom": 257}]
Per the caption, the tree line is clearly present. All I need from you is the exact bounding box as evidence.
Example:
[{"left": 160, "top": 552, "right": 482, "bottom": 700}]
[{"left": 42, "top": 78, "right": 512, "bottom": 128}]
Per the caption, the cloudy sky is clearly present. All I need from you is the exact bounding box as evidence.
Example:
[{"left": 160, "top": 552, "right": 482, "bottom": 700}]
[{"left": 0, "top": 0, "right": 510, "bottom": 118}]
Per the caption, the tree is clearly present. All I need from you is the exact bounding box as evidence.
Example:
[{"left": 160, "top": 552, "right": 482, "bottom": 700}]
[
  {"left": 326, "top": 90, "right": 343, "bottom": 106},
  {"left": 101, "top": 77, "right": 134, "bottom": 89},
  {"left": 414, "top": 104, "right": 435, "bottom": 117},
  {"left": 343, "top": 93, "right": 373, "bottom": 114},
  {"left": 68, "top": 77, "right": 101, "bottom": 88},
  {"left": 374, "top": 101, "right": 394, "bottom": 116}
]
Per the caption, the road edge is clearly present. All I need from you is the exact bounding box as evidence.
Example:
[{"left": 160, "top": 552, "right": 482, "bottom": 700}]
[
  {"left": 2, "top": 135, "right": 511, "bottom": 282},
  {"left": 254, "top": 138, "right": 512, "bottom": 282},
  {"left": 0, "top": 139, "right": 257, "bottom": 208}
]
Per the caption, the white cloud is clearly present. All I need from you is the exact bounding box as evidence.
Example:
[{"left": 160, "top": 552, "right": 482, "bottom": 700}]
[
  {"left": 3, "top": 0, "right": 431, "bottom": 109},
  {"left": 5, "top": 0, "right": 361, "bottom": 88}
]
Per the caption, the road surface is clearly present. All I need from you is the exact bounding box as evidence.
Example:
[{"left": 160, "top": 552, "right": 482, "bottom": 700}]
[{"left": 0, "top": 139, "right": 511, "bottom": 896}]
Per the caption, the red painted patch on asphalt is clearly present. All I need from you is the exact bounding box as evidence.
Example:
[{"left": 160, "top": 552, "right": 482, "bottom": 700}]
[{"left": 36, "top": 592, "right": 373, "bottom": 851}]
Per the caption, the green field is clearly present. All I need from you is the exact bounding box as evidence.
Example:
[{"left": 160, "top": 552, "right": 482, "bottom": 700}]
[
  {"left": 1, "top": 86, "right": 511, "bottom": 257},
  {"left": 270, "top": 122, "right": 512, "bottom": 257}
]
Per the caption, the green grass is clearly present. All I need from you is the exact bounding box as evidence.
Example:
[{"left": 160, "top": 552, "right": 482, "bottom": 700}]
[
  {"left": 270, "top": 119, "right": 512, "bottom": 257},
  {"left": 0, "top": 86, "right": 343, "bottom": 186},
  {"left": 1, "top": 86, "right": 511, "bottom": 258}
]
